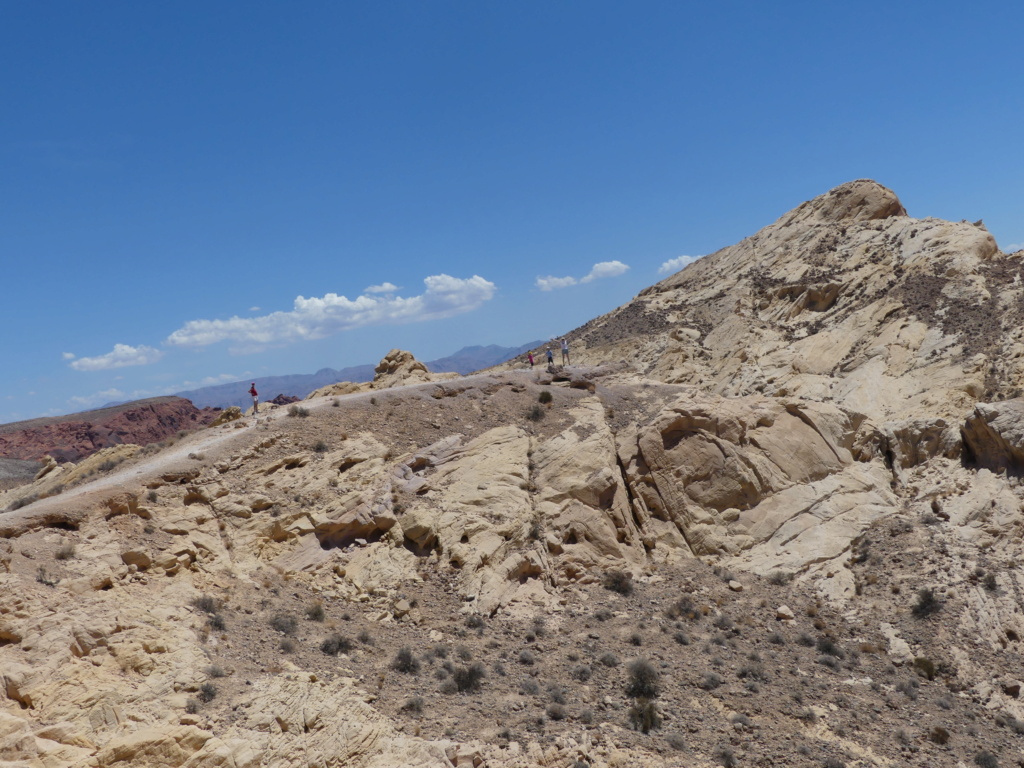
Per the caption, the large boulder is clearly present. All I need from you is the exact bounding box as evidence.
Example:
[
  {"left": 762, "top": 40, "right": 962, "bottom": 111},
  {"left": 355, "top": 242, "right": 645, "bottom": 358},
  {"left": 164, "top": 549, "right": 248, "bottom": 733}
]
[{"left": 962, "top": 399, "right": 1024, "bottom": 472}]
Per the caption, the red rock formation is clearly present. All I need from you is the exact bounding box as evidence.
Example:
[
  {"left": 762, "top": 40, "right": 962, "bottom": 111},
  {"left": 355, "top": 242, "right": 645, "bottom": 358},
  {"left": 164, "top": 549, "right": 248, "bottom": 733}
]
[{"left": 0, "top": 397, "right": 219, "bottom": 462}]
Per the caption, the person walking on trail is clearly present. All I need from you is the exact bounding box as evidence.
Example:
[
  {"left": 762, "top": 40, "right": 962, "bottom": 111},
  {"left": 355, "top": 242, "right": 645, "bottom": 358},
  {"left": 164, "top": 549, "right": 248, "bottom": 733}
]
[
  {"left": 249, "top": 383, "right": 259, "bottom": 414},
  {"left": 560, "top": 338, "right": 570, "bottom": 365},
  {"left": 527, "top": 351, "right": 535, "bottom": 368}
]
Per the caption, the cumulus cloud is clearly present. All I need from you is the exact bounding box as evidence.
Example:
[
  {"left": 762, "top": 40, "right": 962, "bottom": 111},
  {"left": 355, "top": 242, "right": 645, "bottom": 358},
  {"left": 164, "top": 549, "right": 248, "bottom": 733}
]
[
  {"left": 69, "top": 344, "right": 164, "bottom": 371},
  {"left": 166, "top": 274, "right": 496, "bottom": 349},
  {"left": 535, "top": 260, "right": 630, "bottom": 291},
  {"left": 658, "top": 254, "right": 702, "bottom": 274},
  {"left": 365, "top": 282, "right": 400, "bottom": 294},
  {"left": 62, "top": 352, "right": 75, "bottom": 360}
]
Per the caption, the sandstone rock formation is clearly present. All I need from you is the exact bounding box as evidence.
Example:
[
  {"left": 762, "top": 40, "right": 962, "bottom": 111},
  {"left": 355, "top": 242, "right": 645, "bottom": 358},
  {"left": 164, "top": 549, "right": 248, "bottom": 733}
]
[{"left": 4, "top": 182, "right": 1024, "bottom": 767}]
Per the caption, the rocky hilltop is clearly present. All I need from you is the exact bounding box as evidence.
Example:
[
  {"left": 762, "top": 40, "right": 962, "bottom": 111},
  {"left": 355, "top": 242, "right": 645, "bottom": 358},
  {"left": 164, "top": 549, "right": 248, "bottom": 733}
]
[
  {"left": 0, "top": 397, "right": 219, "bottom": 463},
  {"left": 2, "top": 181, "right": 1023, "bottom": 768}
]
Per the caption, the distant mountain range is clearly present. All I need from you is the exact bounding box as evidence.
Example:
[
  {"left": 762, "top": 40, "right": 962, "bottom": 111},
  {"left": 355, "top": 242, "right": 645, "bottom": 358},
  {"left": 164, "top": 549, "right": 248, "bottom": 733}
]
[{"left": 175, "top": 342, "right": 542, "bottom": 410}]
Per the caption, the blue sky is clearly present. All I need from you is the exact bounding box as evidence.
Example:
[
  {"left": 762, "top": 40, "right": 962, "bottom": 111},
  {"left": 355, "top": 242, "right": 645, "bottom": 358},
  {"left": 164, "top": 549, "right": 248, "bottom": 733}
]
[{"left": 3, "top": 1, "right": 1023, "bottom": 423}]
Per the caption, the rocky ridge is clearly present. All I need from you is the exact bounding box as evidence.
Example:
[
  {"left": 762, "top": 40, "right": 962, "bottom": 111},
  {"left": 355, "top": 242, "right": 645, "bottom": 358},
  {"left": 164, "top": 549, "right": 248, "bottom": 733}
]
[{"left": 2, "top": 182, "right": 1024, "bottom": 767}]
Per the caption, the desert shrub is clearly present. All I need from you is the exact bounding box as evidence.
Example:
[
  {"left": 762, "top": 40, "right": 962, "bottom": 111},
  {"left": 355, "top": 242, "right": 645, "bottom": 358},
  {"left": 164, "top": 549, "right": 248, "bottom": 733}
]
[
  {"left": 797, "top": 633, "right": 815, "bottom": 647},
  {"left": 55, "top": 542, "right": 77, "bottom": 560},
  {"left": 146, "top": 490, "right": 159, "bottom": 502},
  {"left": 288, "top": 405, "right": 310, "bottom": 418},
  {"left": 518, "top": 649, "right": 536, "bottom": 665},
  {"left": 629, "top": 632, "right": 643, "bottom": 646},
  {"left": 207, "top": 613, "right": 226, "bottom": 631},
  {"left": 628, "top": 699, "right": 660, "bottom": 733},
  {"left": 983, "top": 572, "right": 998, "bottom": 592},
  {"left": 546, "top": 702, "right": 567, "bottom": 720},
  {"left": 928, "top": 726, "right": 950, "bottom": 745},
  {"left": 431, "top": 644, "right": 449, "bottom": 659},
  {"left": 185, "top": 698, "right": 200, "bottom": 714},
  {"left": 570, "top": 664, "right": 592, "bottom": 682},
  {"left": 712, "top": 614, "right": 734, "bottom": 631},
  {"left": 913, "top": 656, "right": 936, "bottom": 680},
  {"left": 451, "top": 663, "right": 485, "bottom": 693},
  {"left": 896, "top": 678, "right": 919, "bottom": 700},
  {"left": 912, "top": 587, "right": 942, "bottom": 617},
  {"left": 666, "top": 732, "right": 686, "bottom": 750},
  {"left": 768, "top": 631, "right": 786, "bottom": 645},
  {"left": 526, "top": 405, "right": 545, "bottom": 422},
  {"left": 306, "top": 602, "right": 325, "bottom": 622},
  {"left": 817, "top": 655, "right": 840, "bottom": 670},
  {"left": 737, "top": 663, "right": 767, "bottom": 681},
  {"left": 192, "top": 595, "right": 220, "bottom": 614},
  {"left": 392, "top": 647, "right": 421, "bottom": 674},
  {"left": 456, "top": 645, "right": 472, "bottom": 661},
  {"left": 974, "top": 752, "right": 999, "bottom": 768},
  {"left": 280, "top": 638, "right": 296, "bottom": 653},
  {"left": 548, "top": 685, "right": 567, "bottom": 705},
  {"left": 674, "top": 631, "right": 690, "bottom": 645},
  {"left": 816, "top": 636, "right": 844, "bottom": 658},
  {"left": 594, "top": 608, "right": 613, "bottom": 621},
  {"left": 625, "top": 658, "right": 660, "bottom": 699},
  {"left": 358, "top": 629, "right": 374, "bottom": 645},
  {"left": 312, "top": 440, "right": 329, "bottom": 453},
  {"left": 320, "top": 634, "right": 353, "bottom": 656},
  {"left": 699, "top": 672, "right": 723, "bottom": 690},
  {"left": 716, "top": 746, "right": 738, "bottom": 767},
  {"left": 269, "top": 614, "right": 298, "bottom": 636},
  {"left": 538, "top": 390, "right": 553, "bottom": 404},
  {"left": 197, "top": 683, "right": 217, "bottom": 703},
  {"left": 600, "top": 652, "right": 619, "bottom": 667},
  {"left": 603, "top": 570, "right": 634, "bottom": 596},
  {"left": 767, "top": 570, "right": 793, "bottom": 585},
  {"left": 464, "top": 614, "right": 485, "bottom": 630},
  {"left": 666, "top": 595, "right": 697, "bottom": 620},
  {"left": 823, "top": 759, "right": 846, "bottom": 768},
  {"left": 400, "top": 695, "right": 424, "bottom": 713},
  {"left": 98, "top": 460, "right": 119, "bottom": 472},
  {"left": 520, "top": 679, "right": 539, "bottom": 695}
]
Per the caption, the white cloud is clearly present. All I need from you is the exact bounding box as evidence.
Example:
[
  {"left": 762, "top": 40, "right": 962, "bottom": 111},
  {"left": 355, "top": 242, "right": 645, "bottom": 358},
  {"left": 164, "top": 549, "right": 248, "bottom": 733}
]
[
  {"left": 62, "top": 352, "right": 75, "bottom": 360},
  {"left": 535, "top": 275, "right": 580, "bottom": 291},
  {"left": 249, "top": 306, "right": 261, "bottom": 312},
  {"left": 69, "top": 344, "right": 164, "bottom": 371},
  {"left": 166, "top": 274, "right": 496, "bottom": 349},
  {"left": 658, "top": 254, "right": 702, "bottom": 274},
  {"left": 365, "top": 282, "right": 400, "bottom": 293},
  {"left": 1006, "top": 243, "right": 1024, "bottom": 253},
  {"left": 535, "top": 260, "right": 631, "bottom": 291}
]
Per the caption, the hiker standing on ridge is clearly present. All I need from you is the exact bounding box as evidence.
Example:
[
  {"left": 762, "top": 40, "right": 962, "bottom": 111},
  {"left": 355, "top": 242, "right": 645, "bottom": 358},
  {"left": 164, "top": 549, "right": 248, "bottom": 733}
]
[
  {"left": 560, "top": 338, "right": 570, "bottom": 365},
  {"left": 546, "top": 347, "right": 554, "bottom": 366},
  {"left": 527, "top": 351, "right": 535, "bottom": 368},
  {"left": 249, "top": 382, "right": 259, "bottom": 414}
]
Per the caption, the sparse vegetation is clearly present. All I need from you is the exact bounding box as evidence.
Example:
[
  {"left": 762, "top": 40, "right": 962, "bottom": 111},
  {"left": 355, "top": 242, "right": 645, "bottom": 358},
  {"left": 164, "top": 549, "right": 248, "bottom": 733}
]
[
  {"left": 912, "top": 587, "right": 943, "bottom": 617},
  {"left": 450, "top": 663, "right": 485, "bottom": 693},
  {"left": 312, "top": 440, "right": 329, "bottom": 453},
  {"left": 288, "top": 405, "right": 310, "bottom": 418},
  {"left": 35, "top": 566, "right": 59, "bottom": 587},
  {"left": 602, "top": 569, "right": 634, "bottom": 596},
  {"left": 320, "top": 634, "right": 353, "bottom": 656},
  {"left": 306, "top": 602, "right": 325, "bottom": 622},
  {"left": 269, "top": 613, "right": 298, "bottom": 636},
  {"left": 538, "top": 390, "right": 553, "bottom": 404},
  {"left": 197, "top": 682, "right": 218, "bottom": 703},
  {"left": 526, "top": 404, "right": 545, "bottom": 421},
  {"left": 55, "top": 541, "right": 76, "bottom": 560},
  {"left": 392, "top": 647, "right": 421, "bottom": 674}
]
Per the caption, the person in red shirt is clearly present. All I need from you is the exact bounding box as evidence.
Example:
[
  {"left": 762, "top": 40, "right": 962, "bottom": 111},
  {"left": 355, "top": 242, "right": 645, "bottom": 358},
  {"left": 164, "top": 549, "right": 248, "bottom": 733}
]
[{"left": 249, "top": 383, "right": 259, "bottom": 414}]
